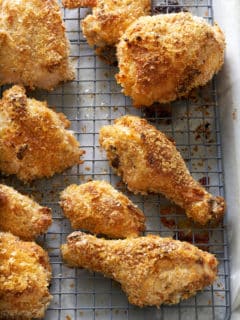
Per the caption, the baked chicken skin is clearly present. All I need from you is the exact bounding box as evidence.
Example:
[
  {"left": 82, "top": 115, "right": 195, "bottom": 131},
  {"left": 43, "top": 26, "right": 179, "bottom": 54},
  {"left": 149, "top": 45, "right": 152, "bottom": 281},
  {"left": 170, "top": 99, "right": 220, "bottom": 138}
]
[
  {"left": 0, "top": 184, "right": 52, "bottom": 240},
  {"left": 60, "top": 180, "right": 145, "bottom": 238},
  {"left": 62, "top": 231, "right": 218, "bottom": 307},
  {"left": 0, "top": 85, "right": 84, "bottom": 182},
  {"left": 0, "top": 232, "right": 52, "bottom": 319},
  {"left": 116, "top": 12, "right": 225, "bottom": 106},
  {"left": 0, "top": 0, "right": 74, "bottom": 90},
  {"left": 63, "top": 0, "right": 150, "bottom": 49},
  {"left": 99, "top": 115, "right": 225, "bottom": 225}
]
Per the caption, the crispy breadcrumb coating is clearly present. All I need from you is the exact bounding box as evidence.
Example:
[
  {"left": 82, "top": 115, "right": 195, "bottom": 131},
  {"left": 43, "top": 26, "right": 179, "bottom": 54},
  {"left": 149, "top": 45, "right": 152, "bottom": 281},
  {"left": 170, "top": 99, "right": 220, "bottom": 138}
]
[
  {"left": 62, "top": 231, "right": 218, "bottom": 307},
  {"left": 60, "top": 180, "right": 145, "bottom": 238},
  {"left": 0, "top": 85, "right": 84, "bottom": 182},
  {"left": 0, "top": 232, "right": 52, "bottom": 319},
  {"left": 0, "top": 184, "right": 52, "bottom": 240},
  {"left": 116, "top": 12, "right": 225, "bottom": 106},
  {"left": 99, "top": 115, "right": 225, "bottom": 225},
  {"left": 0, "top": 0, "right": 74, "bottom": 90},
  {"left": 63, "top": 0, "right": 97, "bottom": 8},
  {"left": 63, "top": 0, "right": 150, "bottom": 48}
]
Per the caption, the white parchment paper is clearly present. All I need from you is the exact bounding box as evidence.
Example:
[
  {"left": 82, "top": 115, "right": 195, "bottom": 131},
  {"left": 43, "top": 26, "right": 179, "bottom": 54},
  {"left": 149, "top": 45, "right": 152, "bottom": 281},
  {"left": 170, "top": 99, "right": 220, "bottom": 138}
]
[{"left": 214, "top": 0, "right": 240, "bottom": 317}]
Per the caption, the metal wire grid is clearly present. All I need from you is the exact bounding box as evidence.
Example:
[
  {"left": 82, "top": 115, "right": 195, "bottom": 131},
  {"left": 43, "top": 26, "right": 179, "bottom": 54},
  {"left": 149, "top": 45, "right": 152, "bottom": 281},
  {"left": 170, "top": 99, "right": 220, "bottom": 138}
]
[{"left": 0, "top": 0, "right": 231, "bottom": 319}]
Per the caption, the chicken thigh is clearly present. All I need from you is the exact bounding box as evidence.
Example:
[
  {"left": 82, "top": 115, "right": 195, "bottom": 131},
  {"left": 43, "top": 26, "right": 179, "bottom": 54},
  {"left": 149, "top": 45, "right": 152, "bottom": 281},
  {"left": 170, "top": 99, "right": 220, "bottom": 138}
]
[
  {"left": 0, "top": 85, "right": 84, "bottom": 182},
  {"left": 63, "top": 0, "right": 151, "bottom": 49},
  {"left": 0, "top": 184, "right": 52, "bottom": 240},
  {"left": 0, "top": 0, "right": 74, "bottom": 90},
  {"left": 0, "top": 232, "right": 52, "bottom": 319},
  {"left": 116, "top": 12, "right": 225, "bottom": 106}
]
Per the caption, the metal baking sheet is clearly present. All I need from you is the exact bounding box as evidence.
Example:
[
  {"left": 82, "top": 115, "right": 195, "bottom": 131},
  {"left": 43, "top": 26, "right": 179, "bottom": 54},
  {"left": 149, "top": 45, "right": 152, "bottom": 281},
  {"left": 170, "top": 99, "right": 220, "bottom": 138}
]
[{"left": 0, "top": 1, "right": 231, "bottom": 319}]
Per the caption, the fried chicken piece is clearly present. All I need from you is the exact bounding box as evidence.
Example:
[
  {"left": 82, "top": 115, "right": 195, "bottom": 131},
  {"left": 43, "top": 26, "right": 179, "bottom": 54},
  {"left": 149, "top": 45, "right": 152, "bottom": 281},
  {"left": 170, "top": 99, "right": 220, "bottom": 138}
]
[
  {"left": 99, "top": 115, "right": 225, "bottom": 225},
  {"left": 0, "top": 0, "right": 74, "bottom": 90},
  {"left": 63, "top": 0, "right": 151, "bottom": 49},
  {"left": 116, "top": 12, "right": 225, "bottom": 106},
  {"left": 0, "top": 85, "right": 84, "bottom": 182},
  {"left": 60, "top": 180, "right": 145, "bottom": 238},
  {"left": 0, "top": 184, "right": 52, "bottom": 240},
  {"left": 0, "top": 232, "right": 52, "bottom": 319},
  {"left": 62, "top": 231, "right": 218, "bottom": 307}
]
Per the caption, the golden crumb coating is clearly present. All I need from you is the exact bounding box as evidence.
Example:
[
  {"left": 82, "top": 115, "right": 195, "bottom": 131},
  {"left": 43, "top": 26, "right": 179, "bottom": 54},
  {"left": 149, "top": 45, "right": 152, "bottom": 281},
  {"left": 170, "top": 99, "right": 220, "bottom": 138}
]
[
  {"left": 0, "top": 184, "right": 52, "bottom": 240},
  {"left": 63, "top": 0, "right": 97, "bottom": 8},
  {"left": 60, "top": 180, "right": 145, "bottom": 238},
  {"left": 77, "top": 0, "right": 151, "bottom": 48},
  {"left": 0, "top": 85, "right": 84, "bottom": 182},
  {"left": 116, "top": 12, "right": 225, "bottom": 106},
  {"left": 62, "top": 231, "right": 218, "bottom": 307},
  {"left": 99, "top": 115, "right": 225, "bottom": 225},
  {"left": 0, "top": 0, "right": 74, "bottom": 90},
  {"left": 0, "top": 232, "right": 52, "bottom": 319}
]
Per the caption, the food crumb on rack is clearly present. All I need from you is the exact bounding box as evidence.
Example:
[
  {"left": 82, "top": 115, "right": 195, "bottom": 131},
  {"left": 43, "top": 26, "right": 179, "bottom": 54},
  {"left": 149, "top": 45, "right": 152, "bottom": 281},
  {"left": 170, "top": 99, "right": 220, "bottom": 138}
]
[
  {"left": 194, "top": 121, "right": 213, "bottom": 142},
  {"left": 81, "top": 126, "right": 87, "bottom": 133},
  {"left": 66, "top": 315, "right": 72, "bottom": 320},
  {"left": 199, "top": 176, "right": 210, "bottom": 186},
  {"left": 232, "top": 108, "right": 237, "bottom": 120}
]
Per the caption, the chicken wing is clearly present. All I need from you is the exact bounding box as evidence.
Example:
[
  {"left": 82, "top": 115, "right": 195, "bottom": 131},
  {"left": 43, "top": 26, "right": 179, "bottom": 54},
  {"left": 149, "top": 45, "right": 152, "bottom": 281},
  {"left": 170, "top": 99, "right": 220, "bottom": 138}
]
[
  {"left": 62, "top": 231, "right": 218, "bottom": 307},
  {"left": 99, "top": 115, "right": 225, "bottom": 225},
  {"left": 116, "top": 12, "right": 225, "bottom": 106},
  {"left": 60, "top": 180, "right": 145, "bottom": 238},
  {"left": 63, "top": 0, "right": 151, "bottom": 49},
  {"left": 0, "top": 85, "right": 84, "bottom": 182},
  {"left": 0, "top": 184, "right": 52, "bottom": 240},
  {"left": 0, "top": 0, "right": 74, "bottom": 90},
  {"left": 0, "top": 232, "right": 52, "bottom": 319}
]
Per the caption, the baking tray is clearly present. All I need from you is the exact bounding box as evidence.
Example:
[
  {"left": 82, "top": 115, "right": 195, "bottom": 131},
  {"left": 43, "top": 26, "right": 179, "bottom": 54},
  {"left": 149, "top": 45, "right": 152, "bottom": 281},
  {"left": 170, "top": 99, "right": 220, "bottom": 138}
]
[{"left": 0, "top": 0, "right": 231, "bottom": 319}]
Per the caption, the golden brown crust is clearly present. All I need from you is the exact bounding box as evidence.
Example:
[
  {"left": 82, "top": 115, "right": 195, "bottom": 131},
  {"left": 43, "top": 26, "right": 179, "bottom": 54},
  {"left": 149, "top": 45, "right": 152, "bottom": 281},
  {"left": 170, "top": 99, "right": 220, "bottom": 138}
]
[
  {"left": 0, "top": 232, "right": 52, "bottom": 319},
  {"left": 0, "top": 85, "right": 84, "bottom": 182},
  {"left": 81, "top": 0, "right": 151, "bottom": 48},
  {"left": 60, "top": 180, "right": 145, "bottom": 238},
  {"left": 0, "top": 0, "right": 75, "bottom": 90},
  {"left": 62, "top": 231, "right": 218, "bottom": 307},
  {"left": 0, "top": 184, "right": 52, "bottom": 240},
  {"left": 99, "top": 115, "right": 225, "bottom": 225},
  {"left": 63, "top": 0, "right": 97, "bottom": 8},
  {"left": 116, "top": 12, "right": 225, "bottom": 106}
]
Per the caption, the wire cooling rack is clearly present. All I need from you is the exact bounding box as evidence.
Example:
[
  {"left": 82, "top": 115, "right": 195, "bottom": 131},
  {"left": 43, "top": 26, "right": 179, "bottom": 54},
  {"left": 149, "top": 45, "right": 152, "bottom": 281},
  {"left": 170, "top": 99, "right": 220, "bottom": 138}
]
[{"left": 0, "top": 0, "right": 231, "bottom": 319}]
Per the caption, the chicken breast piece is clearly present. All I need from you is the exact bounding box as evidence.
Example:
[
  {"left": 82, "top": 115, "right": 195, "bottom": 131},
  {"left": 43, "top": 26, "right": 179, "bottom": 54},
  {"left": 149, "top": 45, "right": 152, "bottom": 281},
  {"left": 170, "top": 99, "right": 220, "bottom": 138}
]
[
  {"left": 63, "top": 0, "right": 151, "bottom": 49},
  {"left": 0, "top": 85, "right": 84, "bottom": 182},
  {"left": 99, "top": 115, "right": 225, "bottom": 225},
  {"left": 0, "top": 184, "right": 52, "bottom": 240},
  {"left": 0, "top": 232, "right": 52, "bottom": 319},
  {"left": 60, "top": 180, "right": 145, "bottom": 238},
  {"left": 62, "top": 231, "right": 218, "bottom": 307},
  {"left": 116, "top": 12, "right": 225, "bottom": 106},
  {"left": 0, "top": 0, "right": 74, "bottom": 90}
]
